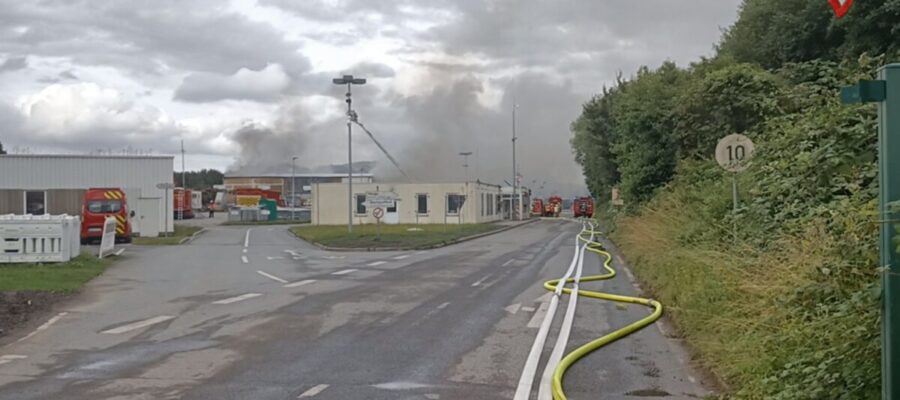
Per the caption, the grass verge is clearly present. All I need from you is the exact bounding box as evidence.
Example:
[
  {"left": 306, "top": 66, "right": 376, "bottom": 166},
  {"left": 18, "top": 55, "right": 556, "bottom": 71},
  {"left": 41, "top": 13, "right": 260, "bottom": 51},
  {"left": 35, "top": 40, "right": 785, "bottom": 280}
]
[
  {"left": 290, "top": 223, "right": 501, "bottom": 249},
  {"left": 222, "top": 220, "right": 304, "bottom": 226},
  {"left": 132, "top": 225, "right": 202, "bottom": 245},
  {"left": 0, "top": 255, "right": 113, "bottom": 292}
]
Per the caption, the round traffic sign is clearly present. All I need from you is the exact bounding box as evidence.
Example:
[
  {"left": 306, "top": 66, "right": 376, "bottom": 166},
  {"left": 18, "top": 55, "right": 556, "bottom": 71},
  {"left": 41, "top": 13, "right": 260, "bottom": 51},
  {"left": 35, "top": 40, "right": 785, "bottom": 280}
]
[
  {"left": 715, "top": 134, "right": 755, "bottom": 172},
  {"left": 372, "top": 207, "right": 384, "bottom": 219}
]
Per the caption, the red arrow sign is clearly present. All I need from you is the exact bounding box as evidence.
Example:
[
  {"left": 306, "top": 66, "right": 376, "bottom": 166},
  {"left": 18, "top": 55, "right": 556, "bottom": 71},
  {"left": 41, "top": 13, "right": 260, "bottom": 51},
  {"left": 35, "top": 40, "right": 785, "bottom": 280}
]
[{"left": 828, "top": 0, "right": 854, "bottom": 18}]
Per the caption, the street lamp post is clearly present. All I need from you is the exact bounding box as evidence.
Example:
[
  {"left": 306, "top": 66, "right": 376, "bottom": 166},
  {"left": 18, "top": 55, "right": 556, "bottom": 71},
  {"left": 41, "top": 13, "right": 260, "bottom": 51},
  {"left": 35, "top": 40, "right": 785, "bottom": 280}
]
[
  {"left": 512, "top": 103, "right": 520, "bottom": 220},
  {"left": 459, "top": 151, "right": 472, "bottom": 182},
  {"left": 332, "top": 74, "right": 366, "bottom": 233},
  {"left": 291, "top": 156, "right": 297, "bottom": 222}
]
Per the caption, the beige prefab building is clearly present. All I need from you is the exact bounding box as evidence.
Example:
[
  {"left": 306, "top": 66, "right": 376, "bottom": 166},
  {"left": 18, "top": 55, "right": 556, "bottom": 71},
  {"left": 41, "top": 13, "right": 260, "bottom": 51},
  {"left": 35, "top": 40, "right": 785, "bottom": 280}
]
[{"left": 311, "top": 181, "right": 505, "bottom": 225}]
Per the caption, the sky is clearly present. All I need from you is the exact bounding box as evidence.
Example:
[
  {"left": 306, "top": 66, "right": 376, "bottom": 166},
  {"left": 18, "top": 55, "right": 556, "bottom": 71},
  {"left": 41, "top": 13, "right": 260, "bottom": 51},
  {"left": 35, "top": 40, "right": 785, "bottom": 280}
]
[{"left": 0, "top": 0, "right": 743, "bottom": 197}]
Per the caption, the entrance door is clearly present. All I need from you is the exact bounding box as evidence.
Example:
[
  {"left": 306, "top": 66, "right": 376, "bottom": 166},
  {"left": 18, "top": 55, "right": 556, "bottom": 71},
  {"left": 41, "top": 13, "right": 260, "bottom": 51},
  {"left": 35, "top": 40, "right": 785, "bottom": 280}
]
[{"left": 384, "top": 201, "right": 399, "bottom": 224}]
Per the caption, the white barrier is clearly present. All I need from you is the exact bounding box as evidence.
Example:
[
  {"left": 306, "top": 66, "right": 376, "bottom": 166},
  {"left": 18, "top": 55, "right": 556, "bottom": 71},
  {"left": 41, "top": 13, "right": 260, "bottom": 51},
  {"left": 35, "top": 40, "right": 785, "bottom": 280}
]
[
  {"left": 98, "top": 217, "right": 117, "bottom": 259},
  {"left": 0, "top": 214, "right": 81, "bottom": 263}
]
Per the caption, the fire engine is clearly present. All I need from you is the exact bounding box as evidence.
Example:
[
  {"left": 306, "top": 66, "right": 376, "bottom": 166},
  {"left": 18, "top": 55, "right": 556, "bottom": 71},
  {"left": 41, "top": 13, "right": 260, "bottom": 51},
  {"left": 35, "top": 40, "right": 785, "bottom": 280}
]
[{"left": 80, "top": 188, "right": 132, "bottom": 244}]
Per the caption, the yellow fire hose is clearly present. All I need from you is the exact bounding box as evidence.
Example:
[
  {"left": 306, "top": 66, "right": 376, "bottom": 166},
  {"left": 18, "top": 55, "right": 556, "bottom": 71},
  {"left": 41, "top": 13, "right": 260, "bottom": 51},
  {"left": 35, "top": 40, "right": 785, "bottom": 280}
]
[{"left": 543, "top": 227, "right": 663, "bottom": 400}]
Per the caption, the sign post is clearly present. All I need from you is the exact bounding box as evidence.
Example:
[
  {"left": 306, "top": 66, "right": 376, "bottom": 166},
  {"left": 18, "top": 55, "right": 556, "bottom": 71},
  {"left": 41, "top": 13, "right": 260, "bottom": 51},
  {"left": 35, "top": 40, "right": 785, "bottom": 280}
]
[
  {"left": 156, "top": 183, "right": 174, "bottom": 238},
  {"left": 715, "top": 134, "right": 755, "bottom": 241},
  {"left": 372, "top": 207, "right": 384, "bottom": 241},
  {"left": 842, "top": 65, "right": 899, "bottom": 400}
]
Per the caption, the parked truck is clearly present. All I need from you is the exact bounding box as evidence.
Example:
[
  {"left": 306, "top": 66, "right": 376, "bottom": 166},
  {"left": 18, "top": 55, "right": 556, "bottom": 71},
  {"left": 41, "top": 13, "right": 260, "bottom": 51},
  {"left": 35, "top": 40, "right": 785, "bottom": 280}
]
[
  {"left": 573, "top": 196, "right": 595, "bottom": 218},
  {"left": 174, "top": 188, "right": 194, "bottom": 219},
  {"left": 531, "top": 198, "right": 544, "bottom": 216},
  {"left": 232, "top": 188, "right": 286, "bottom": 208},
  {"left": 80, "top": 188, "right": 132, "bottom": 244},
  {"left": 543, "top": 195, "right": 562, "bottom": 217}
]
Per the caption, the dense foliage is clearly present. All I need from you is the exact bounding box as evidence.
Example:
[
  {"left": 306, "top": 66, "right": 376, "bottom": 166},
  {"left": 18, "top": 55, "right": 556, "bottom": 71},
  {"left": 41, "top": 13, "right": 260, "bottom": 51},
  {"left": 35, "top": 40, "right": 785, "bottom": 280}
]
[
  {"left": 173, "top": 169, "right": 224, "bottom": 190},
  {"left": 570, "top": 1, "right": 894, "bottom": 397}
]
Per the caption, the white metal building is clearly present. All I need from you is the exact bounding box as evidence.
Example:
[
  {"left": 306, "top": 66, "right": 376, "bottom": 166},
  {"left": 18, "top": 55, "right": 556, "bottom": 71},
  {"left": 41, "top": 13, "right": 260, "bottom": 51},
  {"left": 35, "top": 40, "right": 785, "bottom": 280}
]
[{"left": 0, "top": 154, "right": 174, "bottom": 237}]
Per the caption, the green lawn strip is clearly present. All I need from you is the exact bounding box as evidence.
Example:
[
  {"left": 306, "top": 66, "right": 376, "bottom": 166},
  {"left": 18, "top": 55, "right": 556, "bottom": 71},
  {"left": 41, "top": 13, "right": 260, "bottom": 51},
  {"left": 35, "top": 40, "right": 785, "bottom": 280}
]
[
  {"left": 132, "top": 225, "right": 203, "bottom": 245},
  {"left": 290, "top": 223, "right": 501, "bottom": 249},
  {"left": 222, "top": 220, "right": 303, "bottom": 226},
  {"left": 0, "top": 255, "right": 112, "bottom": 292}
]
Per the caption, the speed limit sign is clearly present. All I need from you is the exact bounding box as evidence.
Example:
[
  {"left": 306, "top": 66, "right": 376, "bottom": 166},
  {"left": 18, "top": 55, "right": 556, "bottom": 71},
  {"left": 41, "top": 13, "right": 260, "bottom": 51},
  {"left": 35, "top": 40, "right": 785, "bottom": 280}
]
[
  {"left": 715, "top": 134, "right": 755, "bottom": 172},
  {"left": 372, "top": 207, "right": 384, "bottom": 219}
]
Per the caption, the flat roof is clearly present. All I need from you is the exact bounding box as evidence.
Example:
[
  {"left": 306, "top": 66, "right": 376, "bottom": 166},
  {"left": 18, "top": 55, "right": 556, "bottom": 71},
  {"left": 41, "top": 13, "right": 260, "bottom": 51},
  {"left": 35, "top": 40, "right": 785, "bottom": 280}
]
[
  {"left": 225, "top": 172, "right": 374, "bottom": 178},
  {"left": 0, "top": 154, "right": 174, "bottom": 159}
]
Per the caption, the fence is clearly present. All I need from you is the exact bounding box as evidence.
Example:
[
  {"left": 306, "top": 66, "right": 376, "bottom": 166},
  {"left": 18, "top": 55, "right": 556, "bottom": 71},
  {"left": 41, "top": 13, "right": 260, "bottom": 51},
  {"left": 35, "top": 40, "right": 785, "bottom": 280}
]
[{"left": 0, "top": 214, "right": 81, "bottom": 263}]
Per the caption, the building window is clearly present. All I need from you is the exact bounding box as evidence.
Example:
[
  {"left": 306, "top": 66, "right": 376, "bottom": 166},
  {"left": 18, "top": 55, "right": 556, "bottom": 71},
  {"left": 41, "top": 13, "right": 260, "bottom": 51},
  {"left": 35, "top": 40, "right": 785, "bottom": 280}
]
[
  {"left": 387, "top": 201, "right": 397, "bottom": 213},
  {"left": 447, "top": 194, "right": 465, "bottom": 215},
  {"left": 25, "top": 191, "right": 46, "bottom": 215},
  {"left": 356, "top": 194, "right": 366, "bottom": 214},
  {"left": 416, "top": 194, "right": 428, "bottom": 214},
  {"left": 489, "top": 194, "right": 494, "bottom": 215}
]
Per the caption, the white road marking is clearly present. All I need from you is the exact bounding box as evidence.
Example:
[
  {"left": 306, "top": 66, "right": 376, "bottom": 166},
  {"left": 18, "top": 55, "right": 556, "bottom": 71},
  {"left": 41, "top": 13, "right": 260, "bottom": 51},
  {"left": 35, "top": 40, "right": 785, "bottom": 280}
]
[
  {"left": 0, "top": 355, "right": 27, "bottom": 366},
  {"left": 414, "top": 251, "right": 428, "bottom": 255},
  {"left": 284, "top": 279, "right": 317, "bottom": 288},
  {"left": 321, "top": 255, "right": 345, "bottom": 260},
  {"left": 527, "top": 301, "right": 551, "bottom": 328},
  {"left": 243, "top": 248, "right": 247, "bottom": 253},
  {"left": 688, "top": 375, "right": 697, "bottom": 383},
  {"left": 267, "top": 256, "right": 284, "bottom": 260},
  {"left": 285, "top": 250, "right": 301, "bottom": 257},
  {"left": 298, "top": 384, "right": 329, "bottom": 398},
  {"left": 367, "top": 261, "right": 387, "bottom": 266},
  {"left": 502, "top": 259, "right": 516, "bottom": 267},
  {"left": 505, "top": 303, "right": 521, "bottom": 314},
  {"left": 101, "top": 315, "right": 175, "bottom": 334},
  {"left": 521, "top": 306, "right": 536, "bottom": 312},
  {"left": 534, "top": 292, "right": 554, "bottom": 303},
  {"left": 332, "top": 269, "right": 358, "bottom": 275},
  {"left": 244, "top": 229, "right": 251, "bottom": 248},
  {"left": 257, "top": 270, "right": 289, "bottom": 283},
  {"left": 241, "top": 256, "right": 249, "bottom": 264},
  {"left": 212, "top": 293, "right": 262, "bottom": 305},
  {"left": 392, "top": 254, "right": 410, "bottom": 260},
  {"left": 471, "top": 274, "right": 492, "bottom": 287},
  {"left": 17, "top": 312, "right": 67, "bottom": 343},
  {"left": 437, "top": 302, "right": 451, "bottom": 310}
]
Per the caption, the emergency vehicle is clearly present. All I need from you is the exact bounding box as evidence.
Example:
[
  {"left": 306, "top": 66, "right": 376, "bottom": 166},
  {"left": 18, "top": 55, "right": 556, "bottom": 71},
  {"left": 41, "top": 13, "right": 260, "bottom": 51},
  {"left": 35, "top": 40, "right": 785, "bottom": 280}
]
[{"left": 80, "top": 188, "right": 132, "bottom": 244}]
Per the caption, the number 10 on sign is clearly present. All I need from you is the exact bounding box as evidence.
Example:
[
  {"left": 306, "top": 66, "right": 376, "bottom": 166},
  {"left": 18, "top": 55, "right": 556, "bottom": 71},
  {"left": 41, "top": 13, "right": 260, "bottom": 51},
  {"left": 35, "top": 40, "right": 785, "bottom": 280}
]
[{"left": 715, "top": 133, "right": 755, "bottom": 211}]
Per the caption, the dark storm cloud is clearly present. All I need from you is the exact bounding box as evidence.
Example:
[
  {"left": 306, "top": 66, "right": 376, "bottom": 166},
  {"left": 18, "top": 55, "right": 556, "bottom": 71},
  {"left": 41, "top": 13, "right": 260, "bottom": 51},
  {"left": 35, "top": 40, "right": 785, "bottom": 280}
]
[{"left": 0, "top": 0, "right": 311, "bottom": 75}]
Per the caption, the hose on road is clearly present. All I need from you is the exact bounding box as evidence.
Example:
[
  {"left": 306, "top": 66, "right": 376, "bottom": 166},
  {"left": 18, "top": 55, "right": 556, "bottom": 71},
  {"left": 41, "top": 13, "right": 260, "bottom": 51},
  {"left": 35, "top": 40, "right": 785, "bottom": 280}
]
[{"left": 543, "top": 226, "right": 663, "bottom": 400}]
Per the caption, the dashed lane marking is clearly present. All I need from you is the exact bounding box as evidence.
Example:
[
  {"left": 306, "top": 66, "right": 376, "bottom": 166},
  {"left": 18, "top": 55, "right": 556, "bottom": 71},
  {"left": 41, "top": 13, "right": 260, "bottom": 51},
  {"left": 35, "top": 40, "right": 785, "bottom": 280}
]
[
  {"left": 284, "top": 279, "right": 317, "bottom": 288},
  {"left": 244, "top": 229, "right": 251, "bottom": 248},
  {"left": 298, "top": 384, "right": 329, "bottom": 398},
  {"left": 242, "top": 256, "right": 249, "bottom": 264},
  {"left": 502, "top": 259, "right": 516, "bottom": 267},
  {"left": 101, "top": 315, "right": 175, "bottom": 334},
  {"left": 332, "top": 269, "right": 358, "bottom": 275},
  {"left": 267, "top": 256, "right": 284, "bottom": 260},
  {"left": 17, "top": 312, "right": 67, "bottom": 343},
  {"left": 243, "top": 249, "right": 247, "bottom": 253},
  {"left": 257, "top": 270, "right": 289, "bottom": 283},
  {"left": 471, "top": 274, "right": 492, "bottom": 287},
  {"left": 0, "top": 355, "right": 27, "bottom": 366},
  {"left": 392, "top": 254, "right": 409, "bottom": 260},
  {"left": 212, "top": 293, "right": 262, "bottom": 305},
  {"left": 505, "top": 303, "right": 521, "bottom": 314},
  {"left": 437, "top": 302, "right": 451, "bottom": 310},
  {"left": 521, "top": 306, "right": 536, "bottom": 312},
  {"left": 367, "top": 261, "right": 387, "bottom": 266}
]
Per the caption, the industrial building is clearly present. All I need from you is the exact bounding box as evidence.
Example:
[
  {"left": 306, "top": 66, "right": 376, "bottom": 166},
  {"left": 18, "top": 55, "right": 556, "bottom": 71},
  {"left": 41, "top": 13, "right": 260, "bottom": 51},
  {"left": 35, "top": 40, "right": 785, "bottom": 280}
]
[
  {"left": 310, "top": 181, "right": 515, "bottom": 225},
  {"left": 0, "top": 154, "right": 174, "bottom": 237},
  {"left": 224, "top": 172, "right": 374, "bottom": 207}
]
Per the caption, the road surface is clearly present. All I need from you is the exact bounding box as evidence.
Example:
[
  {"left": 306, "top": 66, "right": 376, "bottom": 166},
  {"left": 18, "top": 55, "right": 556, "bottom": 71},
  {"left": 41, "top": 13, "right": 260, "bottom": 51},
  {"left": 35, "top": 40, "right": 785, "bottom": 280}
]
[{"left": 0, "top": 220, "right": 710, "bottom": 399}]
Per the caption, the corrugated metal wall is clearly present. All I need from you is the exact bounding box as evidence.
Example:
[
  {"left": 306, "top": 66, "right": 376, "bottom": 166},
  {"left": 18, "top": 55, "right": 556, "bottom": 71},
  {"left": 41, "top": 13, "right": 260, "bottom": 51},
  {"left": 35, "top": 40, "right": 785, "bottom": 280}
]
[{"left": 0, "top": 155, "right": 174, "bottom": 233}]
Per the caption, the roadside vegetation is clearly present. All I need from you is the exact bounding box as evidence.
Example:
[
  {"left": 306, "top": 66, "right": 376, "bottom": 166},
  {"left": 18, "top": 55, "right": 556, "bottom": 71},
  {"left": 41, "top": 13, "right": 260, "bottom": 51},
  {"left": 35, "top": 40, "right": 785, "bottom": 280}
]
[
  {"left": 291, "top": 223, "right": 501, "bottom": 249},
  {"left": 132, "top": 225, "right": 202, "bottom": 245},
  {"left": 0, "top": 255, "right": 112, "bottom": 292},
  {"left": 570, "top": 1, "right": 898, "bottom": 398}
]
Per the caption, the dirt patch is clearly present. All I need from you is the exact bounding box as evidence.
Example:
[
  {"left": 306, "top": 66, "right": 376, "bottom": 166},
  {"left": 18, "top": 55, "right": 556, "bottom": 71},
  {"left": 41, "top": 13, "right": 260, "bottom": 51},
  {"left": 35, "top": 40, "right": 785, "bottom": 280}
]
[
  {"left": 0, "top": 291, "right": 70, "bottom": 339},
  {"left": 625, "top": 388, "right": 671, "bottom": 397}
]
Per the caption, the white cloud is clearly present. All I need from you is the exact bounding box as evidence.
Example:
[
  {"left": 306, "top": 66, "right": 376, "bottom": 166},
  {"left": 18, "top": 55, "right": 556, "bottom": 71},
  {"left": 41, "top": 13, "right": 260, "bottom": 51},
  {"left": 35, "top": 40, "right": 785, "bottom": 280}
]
[{"left": 174, "top": 63, "right": 291, "bottom": 103}]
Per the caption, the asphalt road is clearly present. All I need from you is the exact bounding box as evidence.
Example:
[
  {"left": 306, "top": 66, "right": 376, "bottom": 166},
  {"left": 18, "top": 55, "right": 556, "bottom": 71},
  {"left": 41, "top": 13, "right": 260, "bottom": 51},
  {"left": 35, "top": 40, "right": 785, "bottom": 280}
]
[{"left": 0, "top": 220, "right": 711, "bottom": 399}]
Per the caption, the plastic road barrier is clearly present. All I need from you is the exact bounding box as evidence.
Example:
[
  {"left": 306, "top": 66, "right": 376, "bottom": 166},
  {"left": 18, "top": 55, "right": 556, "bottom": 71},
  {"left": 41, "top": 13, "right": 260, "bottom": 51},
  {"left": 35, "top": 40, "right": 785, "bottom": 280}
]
[
  {"left": 0, "top": 214, "right": 81, "bottom": 263},
  {"left": 98, "top": 217, "right": 117, "bottom": 259}
]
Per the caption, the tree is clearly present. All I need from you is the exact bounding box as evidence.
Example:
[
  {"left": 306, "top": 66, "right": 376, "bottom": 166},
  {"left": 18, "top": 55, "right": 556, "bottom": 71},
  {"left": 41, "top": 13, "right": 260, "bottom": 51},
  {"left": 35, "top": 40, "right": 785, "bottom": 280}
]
[{"left": 571, "top": 83, "right": 624, "bottom": 199}]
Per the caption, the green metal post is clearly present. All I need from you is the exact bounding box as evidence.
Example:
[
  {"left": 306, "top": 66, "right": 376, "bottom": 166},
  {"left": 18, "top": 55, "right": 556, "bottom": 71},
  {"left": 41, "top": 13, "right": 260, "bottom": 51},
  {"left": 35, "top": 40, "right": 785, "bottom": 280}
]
[{"left": 880, "top": 64, "right": 900, "bottom": 400}]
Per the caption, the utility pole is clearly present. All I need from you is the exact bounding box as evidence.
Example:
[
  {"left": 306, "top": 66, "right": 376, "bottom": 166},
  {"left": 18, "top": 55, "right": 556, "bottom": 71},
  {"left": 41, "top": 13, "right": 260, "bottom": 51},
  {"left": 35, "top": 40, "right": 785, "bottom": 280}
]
[
  {"left": 512, "top": 103, "right": 520, "bottom": 220},
  {"left": 180, "top": 139, "right": 185, "bottom": 221},
  {"left": 841, "top": 64, "right": 900, "bottom": 400},
  {"left": 291, "top": 156, "right": 297, "bottom": 222},
  {"left": 332, "top": 75, "right": 366, "bottom": 233}
]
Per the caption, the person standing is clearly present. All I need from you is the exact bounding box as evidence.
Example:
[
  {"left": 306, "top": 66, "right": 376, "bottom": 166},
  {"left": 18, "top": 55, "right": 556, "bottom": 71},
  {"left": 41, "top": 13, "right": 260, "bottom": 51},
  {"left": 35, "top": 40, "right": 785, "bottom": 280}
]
[{"left": 208, "top": 200, "right": 215, "bottom": 218}]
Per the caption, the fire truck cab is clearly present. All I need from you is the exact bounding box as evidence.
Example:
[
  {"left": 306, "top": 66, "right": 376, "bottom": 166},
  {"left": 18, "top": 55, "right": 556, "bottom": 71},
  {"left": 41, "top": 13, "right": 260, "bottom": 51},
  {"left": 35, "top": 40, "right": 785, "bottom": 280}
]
[{"left": 80, "top": 188, "right": 133, "bottom": 244}]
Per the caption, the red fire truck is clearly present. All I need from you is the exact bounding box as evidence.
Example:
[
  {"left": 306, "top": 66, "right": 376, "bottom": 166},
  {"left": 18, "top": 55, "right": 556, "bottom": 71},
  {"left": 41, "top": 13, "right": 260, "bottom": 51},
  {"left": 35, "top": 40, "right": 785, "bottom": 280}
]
[
  {"left": 80, "top": 188, "right": 132, "bottom": 244},
  {"left": 173, "top": 188, "right": 194, "bottom": 219},
  {"left": 573, "top": 196, "right": 595, "bottom": 218}
]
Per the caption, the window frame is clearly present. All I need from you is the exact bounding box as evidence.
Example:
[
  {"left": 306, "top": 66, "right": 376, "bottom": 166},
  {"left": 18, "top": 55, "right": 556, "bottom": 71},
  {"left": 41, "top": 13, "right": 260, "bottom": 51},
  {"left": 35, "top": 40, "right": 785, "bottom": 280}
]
[
  {"left": 447, "top": 193, "right": 464, "bottom": 216},
  {"left": 416, "top": 193, "right": 429, "bottom": 215},
  {"left": 24, "top": 190, "right": 47, "bottom": 216},
  {"left": 355, "top": 194, "right": 367, "bottom": 215}
]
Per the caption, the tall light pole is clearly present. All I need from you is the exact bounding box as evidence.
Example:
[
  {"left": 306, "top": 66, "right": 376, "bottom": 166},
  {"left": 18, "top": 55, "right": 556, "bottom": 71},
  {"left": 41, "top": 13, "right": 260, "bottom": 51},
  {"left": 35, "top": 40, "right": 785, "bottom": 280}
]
[
  {"left": 291, "top": 156, "right": 297, "bottom": 222},
  {"left": 459, "top": 151, "right": 472, "bottom": 182},
  {"left": 512, "top": 103, "right": 520, "bottom": 220},
  {"left": 332, "top": 74, "right": 366, "bottom": 233},
  {"left": 180, "top": 139, "right": 186, "bottom": 221}
]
